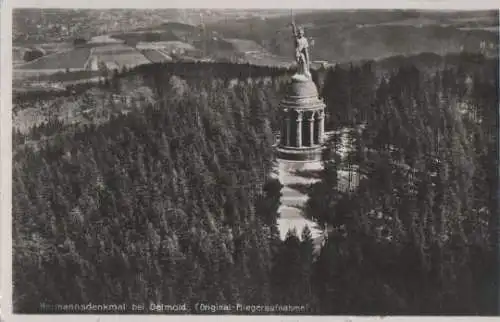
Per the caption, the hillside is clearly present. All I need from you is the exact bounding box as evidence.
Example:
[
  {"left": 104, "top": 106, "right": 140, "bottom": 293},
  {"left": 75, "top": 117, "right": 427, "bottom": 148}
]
[
  {"left": 13, "top": 9, "right": 498, "bottom": 90},
  {"left": 13, "top": 76, "right": 282, "bottom": 313},
  {"left": 207, "top": 9, "right": 499, "bottom": 63},
  {"left": 18, "top": 48, "right": 91, "bottom": 70},
  {"left": 12, "top": 53, "right": 498, "bottom": 314},
  {"left": 13, "top": 9, "right": 295, "bottom": 45}
]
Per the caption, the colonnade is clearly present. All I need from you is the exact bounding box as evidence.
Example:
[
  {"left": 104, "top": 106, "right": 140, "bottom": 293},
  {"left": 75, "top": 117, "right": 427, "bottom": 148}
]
[{"left": 282, "top": 109, "right": 325, "bottom": 148}]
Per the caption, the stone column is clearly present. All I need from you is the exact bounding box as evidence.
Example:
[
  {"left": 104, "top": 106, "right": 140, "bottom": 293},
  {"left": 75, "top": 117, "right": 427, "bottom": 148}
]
[
  {"left": 318, "top": 110, "right": 325, "bottom": 144},
  {"left": 296, "top": 111, "right": 303, "bottom": 147},
  {"left": 309, "top": 111, "right": 315, "bottom": 146},
  {"left": 285, "top": 113, "right": 291, "bottom": 146}
]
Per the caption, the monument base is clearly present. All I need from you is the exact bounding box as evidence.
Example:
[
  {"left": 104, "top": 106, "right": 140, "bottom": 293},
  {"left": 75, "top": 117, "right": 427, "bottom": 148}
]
[{"left": 276, "top": 145, "right": 323, "bottom": 162}]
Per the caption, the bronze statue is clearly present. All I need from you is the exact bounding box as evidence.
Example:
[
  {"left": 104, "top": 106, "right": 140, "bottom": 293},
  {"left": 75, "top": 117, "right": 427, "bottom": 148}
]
[{"left": 291, "top": 21, "right": 311, "bottom": 78}]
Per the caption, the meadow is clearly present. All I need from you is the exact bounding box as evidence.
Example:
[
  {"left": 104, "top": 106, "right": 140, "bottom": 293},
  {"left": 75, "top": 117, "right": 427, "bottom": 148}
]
[
  {"left": 90, "top": 44, "right": 151, "bottom": 70},
  {"left": 13, "top": 10, "right": 498, "bottom": 92},
  {"left": 136, "top": 40, "right": 196, "bottom": 52},
  {"left": 18, "top": 48, "right": 91, "bottom": 70},
  {"left": 141, "top": 49, "right": 172, "bottom": 63}
]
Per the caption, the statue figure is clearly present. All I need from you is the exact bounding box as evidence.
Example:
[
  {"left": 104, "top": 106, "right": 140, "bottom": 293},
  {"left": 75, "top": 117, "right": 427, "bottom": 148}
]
[{"left": 291, "top": 22, "right": 311, "bottom": 78}]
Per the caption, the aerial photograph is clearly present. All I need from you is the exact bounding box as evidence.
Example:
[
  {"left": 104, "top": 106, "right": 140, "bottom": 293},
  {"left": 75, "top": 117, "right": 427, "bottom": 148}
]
[{"left": 11, "top": 8, "right": 499, "bottom": 315}]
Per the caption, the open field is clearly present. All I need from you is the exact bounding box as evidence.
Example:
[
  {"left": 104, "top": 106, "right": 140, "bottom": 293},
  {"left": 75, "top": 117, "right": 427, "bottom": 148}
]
[
  {"left": 141, "top": 49, "right": 173, "bottom": 63},
  {"left": 95, "top": 53, "right": 151, "bottom": 69},
  {"left": 243, "top": 52, "right": 292, "bottom": 67},
  {"left": 21, "top": 70, "right": 102, "bottom": 82},
  {"left": 18, "top": 47, "right": 92, "bottom": 70},
  {"left": 13, "top": 48, "right": 27, "bottom": 65},
  {"left": 459, "top": 27, "right": 499, "bottom": 32},
  {"left": 224, "top": 38, "right": 267, "bottom": 53},
  {"left": 92, "top": 43, "right": 138, "bottom": 55},
  {"left": 14, "top": 69, "right": 87, "bottom": 80},
  {"left": 33, "top": 42, "right": 74, "bottom": 53},
  {"left": 88, "top": 35, "right": 125, "bottom": 44},
  {"left": 111, "top": 31, "right": 180, "bottom": 45},
  {"left": 90, "top": 43, "right": 151, "bottom": 69},
  {"left": 13, "top": 42, "right": 74, "bottom": 64},
  {"left": 13, "top": 10, "right": 498, "bottom": 87},
  {"left": 136, "top": 40, "right": 196, "bottom": 52},
  {"left": 113, "top": 22, "right": 200, "bottom": 44}
]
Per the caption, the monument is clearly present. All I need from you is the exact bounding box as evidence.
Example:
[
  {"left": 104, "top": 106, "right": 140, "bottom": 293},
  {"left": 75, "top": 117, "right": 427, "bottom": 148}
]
[{"left": 276, "top": 20, "right": 326, "bottom": 161}]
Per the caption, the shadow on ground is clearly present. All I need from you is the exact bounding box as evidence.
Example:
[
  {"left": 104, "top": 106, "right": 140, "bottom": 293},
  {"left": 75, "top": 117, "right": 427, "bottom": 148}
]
[
  {"left": 287, "top": 182, "right": 315, "bottom": 195},
  {"left": 293, "top": 168, "right": 323, "bottom": 180}
]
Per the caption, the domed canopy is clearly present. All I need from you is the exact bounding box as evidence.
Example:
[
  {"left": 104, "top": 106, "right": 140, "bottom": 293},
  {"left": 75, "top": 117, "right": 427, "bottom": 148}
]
[
  {"left": 286, "top": 75, "right": 319, "bottom": 99},
  {"left": 280, "top": 75, "right": 325, "bottom": 110}
]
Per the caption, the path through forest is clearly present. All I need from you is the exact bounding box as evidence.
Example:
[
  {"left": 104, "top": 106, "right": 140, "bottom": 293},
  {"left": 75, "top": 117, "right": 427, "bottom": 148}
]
[
  {"left": 272, "top": 159, "right": 326, "bottom": 250},
  {"left": 271, "top": 130, "right": 359, "bottom": 251}
]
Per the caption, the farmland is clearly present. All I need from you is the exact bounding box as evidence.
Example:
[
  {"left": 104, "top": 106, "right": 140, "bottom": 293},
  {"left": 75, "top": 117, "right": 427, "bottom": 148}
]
[
  {"left": 12, "top": 9, "right": 498, "bottom": 91},
  {"left": 91, "top": 44, "right": 151, "bottom": 70},
  {"left": 31, "top": 42, "right": 74, "bottom": 54},
  {"left": 92, "top": 43, "right": 140, "bottom": 55},
  {"left": 13, "top": 47, "right": 27, "bottom": 65},
  {"left": 18, "top": 47, "right": 91, "bottom": 70},
  {"left": 88, "top": 35, "right": 124, "bottom": 44},
  {"left": 243, "top": 52, "right": 292, "bottom": 67},
  {"left": 14, "top": 42, "right": 75, "bottom": 65},
  {"left": 97, "top": 52, "right": 151, "bottom": 70},
  {"left": 224, "top": 38, "right": 267, "bottom": 53},
  {"left": 111, "top": 31, "right": 180, "bottom": 45},
  {"left": 141, "top": 49, "right": 172, "bottom": 63},
  {"left": 136, "top": 40, "right": 196, "bottom": 52}
]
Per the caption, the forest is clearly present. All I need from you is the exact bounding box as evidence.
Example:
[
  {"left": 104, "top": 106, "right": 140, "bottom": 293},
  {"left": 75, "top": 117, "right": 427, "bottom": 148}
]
[
  {"left": 12, "top": 52, "right": 498, "bottom": 314},
  {"left": 310, "top": 53, "right": 498, "bottom": 314}
]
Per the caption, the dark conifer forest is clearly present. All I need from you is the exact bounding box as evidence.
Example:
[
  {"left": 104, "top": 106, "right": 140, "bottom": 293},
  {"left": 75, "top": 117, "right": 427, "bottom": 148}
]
[{"left": 12, "top": 53, "right": 498, "bottom": 315}]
